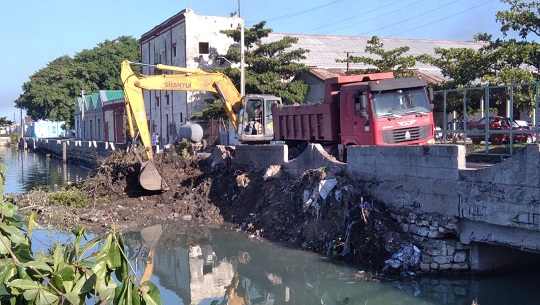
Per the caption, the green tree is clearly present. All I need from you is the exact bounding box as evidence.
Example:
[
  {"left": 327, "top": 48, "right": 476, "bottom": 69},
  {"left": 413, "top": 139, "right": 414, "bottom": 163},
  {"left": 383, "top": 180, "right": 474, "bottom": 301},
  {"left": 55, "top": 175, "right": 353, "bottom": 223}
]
[
  {"left": 496, "top": 0, "right": 540, "bottom": 39},
  {"left": 0, "top": 117, "right": 12, "bottom": 126},
  {"left": 15, "top": 36, "right": 140, "bottom": 125},
  {"left": 337, "top": 36, "right": 420, "bottom": 78},
  {"left": 219, "top": 21, "right": 310, "bottom": 105},
  {"left": 422, "top": 1, "right": 540, "bottom": 114},
  {"left": 16, "top": 56, "right": 79, "bottom": 123}
]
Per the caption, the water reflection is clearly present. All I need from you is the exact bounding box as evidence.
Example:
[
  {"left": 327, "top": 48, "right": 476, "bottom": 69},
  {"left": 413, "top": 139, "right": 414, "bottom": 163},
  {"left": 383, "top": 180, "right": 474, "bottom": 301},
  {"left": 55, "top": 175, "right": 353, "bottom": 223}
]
[
  {"left": 122, "top": 224, "right": 437, "bottom": 305},
  {"left": 119, "top": 223, "right": 540, "bottom": 305},
  {"left": 0, "top": 146, "right": 91, "bottom": 194}
]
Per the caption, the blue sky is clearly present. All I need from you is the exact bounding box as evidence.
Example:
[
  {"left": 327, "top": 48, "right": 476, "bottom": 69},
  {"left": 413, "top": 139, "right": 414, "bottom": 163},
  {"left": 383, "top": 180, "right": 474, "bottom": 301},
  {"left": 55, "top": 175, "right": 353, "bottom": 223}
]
[{"left": 0, "top": 0, "right": 522, "bottom": 121}]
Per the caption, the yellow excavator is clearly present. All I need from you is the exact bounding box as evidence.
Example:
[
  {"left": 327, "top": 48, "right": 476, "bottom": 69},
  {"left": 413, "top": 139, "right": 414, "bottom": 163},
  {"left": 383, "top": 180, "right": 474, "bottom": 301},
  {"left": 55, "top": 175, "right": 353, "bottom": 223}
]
[
  {"left": 120, "top": 60, "right": 282, "bottom": 191},
  {"left": 137, "top": 224, "right": 163, "bottom": 284}
]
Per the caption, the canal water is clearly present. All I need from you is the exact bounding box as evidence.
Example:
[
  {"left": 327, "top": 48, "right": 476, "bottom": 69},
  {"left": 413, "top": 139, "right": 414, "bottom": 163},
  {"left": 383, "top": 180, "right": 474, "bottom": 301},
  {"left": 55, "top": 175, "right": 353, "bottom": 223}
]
[{"left": 2, "top": 145, "right": 540, "bottom": 305}]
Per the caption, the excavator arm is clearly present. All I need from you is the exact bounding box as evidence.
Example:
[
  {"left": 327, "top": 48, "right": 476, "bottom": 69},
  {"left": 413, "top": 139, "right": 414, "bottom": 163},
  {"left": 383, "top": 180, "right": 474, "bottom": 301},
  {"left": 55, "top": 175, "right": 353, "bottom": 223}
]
[
  {"left": 121, "top": 61, "right": 170, "bottom": 192},
  {"left": 121, "top": 60, "right": 244, "bottom": 133}
]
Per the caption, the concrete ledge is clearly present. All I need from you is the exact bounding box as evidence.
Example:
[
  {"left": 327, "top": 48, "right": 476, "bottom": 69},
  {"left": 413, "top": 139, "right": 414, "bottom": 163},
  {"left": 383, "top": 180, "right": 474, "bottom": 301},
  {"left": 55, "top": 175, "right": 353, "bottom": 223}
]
[
  {"left": 24, "top": 137, "right": 125, "bottom": 167},
  {"left": 232, "top": 144, "right": 286, "bottom": 171},
  {"left": 283, "top": 144, "right": 345, "bottom": 176}
]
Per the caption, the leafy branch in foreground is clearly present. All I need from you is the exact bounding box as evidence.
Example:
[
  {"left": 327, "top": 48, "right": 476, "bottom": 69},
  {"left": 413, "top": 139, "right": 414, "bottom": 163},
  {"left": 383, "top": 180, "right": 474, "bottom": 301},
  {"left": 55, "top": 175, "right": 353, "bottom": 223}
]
[{"left": 0, "top": 163, "right": 162, "bottom": 305}]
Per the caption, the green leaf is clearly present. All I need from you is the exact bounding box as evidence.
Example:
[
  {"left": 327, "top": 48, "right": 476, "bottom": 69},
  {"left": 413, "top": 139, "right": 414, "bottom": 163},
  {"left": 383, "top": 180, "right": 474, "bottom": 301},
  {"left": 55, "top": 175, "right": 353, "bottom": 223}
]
[
  {"left": 16, "top": 265, "right": 31, "bottom": 280},
  {"left": 64, "top": 292, "right": 80, "bottom": 305},
  {"left": 0, "top": 260, "right": 16, "bottom": 283},
  {"left": 62, "top": 280, "right": 73, "bottom": 294},
  {"left": 114, "top": 281, "right": 127, "bottom": 305},
  {"left": 50, "top": 275, "right": 63, "bottom": 293},
  {"left": 26, "top": 212, "right": 38, "bottom": 237},
  {"left": 114, "top": 234, "right": 129, "bottom": 280},
  {"left": 132, "top": 283, "right": 142, "bottom": 305},
  {"left": 79, "top": 235, "right": 101, "bottom": 260},
  {"left": 142, "top": 282, "right": 162, "bottom": 305},
  {"left": 126, "top": 279, "right": 133, "bottom": 305},
  {"left": 53, "top": 244, "right": 63, "bottom": 271},
  {"left": 0, "top": 203, "right": 15, "bottom": 218},
  {"left": 13, "top": 243, "right": 34, "bottom": 263},
  {"left": 0, "top": 283, "right": 11, "bottom": 298},
  {"left": 0, "top": 223, "right": 26, "bottom": 244},
  {"left": 0, "top": 233, "right": 11, "bottom": 255},
  {"left": 22, "top": 288, "right": 38, "bottom": 301},
  {"left": 22, "top": 261, "right": 53, "bottom": 274},
  {"left": 142, "top": 291, "right": 159, "bottom": 305},
  {"left": 108, "top": 238, "right": 122, "bottom": 269},
  {"left": 36, "top": 289, "right": 59, "bottom": 305},
  {"left": 7, "top": 279, "right": 39, "bottom": 290},
  {"left": 57, "top": 266, "right": 75, "bottom": 281}
]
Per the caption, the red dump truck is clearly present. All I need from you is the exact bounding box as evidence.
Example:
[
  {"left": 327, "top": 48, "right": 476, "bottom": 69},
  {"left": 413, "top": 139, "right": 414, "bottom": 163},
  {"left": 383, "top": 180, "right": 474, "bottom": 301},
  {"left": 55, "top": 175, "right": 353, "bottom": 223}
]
[{"left": 270, "top": 72, "right": 435, "bottom": 160}]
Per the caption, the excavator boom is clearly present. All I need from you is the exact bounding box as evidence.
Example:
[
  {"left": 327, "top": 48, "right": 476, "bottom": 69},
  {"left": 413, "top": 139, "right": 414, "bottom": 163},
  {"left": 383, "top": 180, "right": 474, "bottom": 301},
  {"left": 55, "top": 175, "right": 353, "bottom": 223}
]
[
  {"left": 121, "top": 60, "right": 169, "bottom": 192},
  {"left": 124, "top": 60, "right": 244, "bottom": 132}
]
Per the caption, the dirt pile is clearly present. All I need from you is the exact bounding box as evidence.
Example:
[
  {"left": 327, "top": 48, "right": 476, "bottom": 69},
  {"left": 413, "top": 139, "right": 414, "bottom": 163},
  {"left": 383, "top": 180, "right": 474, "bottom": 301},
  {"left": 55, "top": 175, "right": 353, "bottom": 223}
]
[{"left": 13, "top": 148, "right": 416, "bottom": 273}]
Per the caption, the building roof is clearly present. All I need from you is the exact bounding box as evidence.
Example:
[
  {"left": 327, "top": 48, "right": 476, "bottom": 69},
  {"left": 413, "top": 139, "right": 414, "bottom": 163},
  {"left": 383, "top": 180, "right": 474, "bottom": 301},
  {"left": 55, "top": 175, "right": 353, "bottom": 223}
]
[
  {"left": 265, "top": 33, "right": 487, "bottom": 84},
  {"left": 99, "top": 90, "right": 124, "bottom": 102}
]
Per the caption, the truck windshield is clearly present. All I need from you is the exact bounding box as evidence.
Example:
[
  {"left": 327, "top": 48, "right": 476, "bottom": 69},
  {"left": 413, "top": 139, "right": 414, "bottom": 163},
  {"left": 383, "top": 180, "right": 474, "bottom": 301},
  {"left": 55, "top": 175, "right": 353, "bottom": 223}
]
[{"left": 372, "top": 88, "right": 430, "bottom": 118}]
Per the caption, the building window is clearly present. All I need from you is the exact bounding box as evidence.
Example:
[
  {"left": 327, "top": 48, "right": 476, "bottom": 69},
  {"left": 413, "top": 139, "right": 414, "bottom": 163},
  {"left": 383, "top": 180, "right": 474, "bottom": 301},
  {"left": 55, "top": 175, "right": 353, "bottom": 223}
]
[
  {"left": 180, "top": 112, "right": 183, "bottom": 123},
  {"left": 166, "top": 94, "right": 170, "bottom": 106},
  {"left": 156, "top": 96, "right": 160, "bottom": 107},
  {"left": 199, "top": 42, "right": 209, "bottom": 54},
  {"left": 172, "top": 43, "right": 177, "bottom": 57}
]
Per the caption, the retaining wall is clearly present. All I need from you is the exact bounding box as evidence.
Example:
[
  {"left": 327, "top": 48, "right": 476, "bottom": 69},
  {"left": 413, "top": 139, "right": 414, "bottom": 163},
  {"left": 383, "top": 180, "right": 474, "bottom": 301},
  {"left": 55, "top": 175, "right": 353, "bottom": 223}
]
[
  {"left": 23, "top": 138, "right": 124, "bottom": 167},
  {"left": 221, "top": 143, "right": 540, "bottom": 272}
]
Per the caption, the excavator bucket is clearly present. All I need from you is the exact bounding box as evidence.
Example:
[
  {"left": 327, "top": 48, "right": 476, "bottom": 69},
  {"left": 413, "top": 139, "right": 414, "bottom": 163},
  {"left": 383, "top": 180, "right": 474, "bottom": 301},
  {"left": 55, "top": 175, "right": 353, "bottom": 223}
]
[
  {"left": 141, "top": 224, "right": 163, "bottom": 249},
  {"left": 139, "top": 159, "right": 170, "bottom": 192}
]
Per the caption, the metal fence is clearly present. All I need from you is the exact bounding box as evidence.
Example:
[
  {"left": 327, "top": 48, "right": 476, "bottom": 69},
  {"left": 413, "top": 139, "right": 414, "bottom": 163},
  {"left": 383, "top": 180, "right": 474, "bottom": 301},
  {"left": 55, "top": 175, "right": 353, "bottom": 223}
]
[{"left": 434, "top": 81, "right": 540, "bottom": 157}]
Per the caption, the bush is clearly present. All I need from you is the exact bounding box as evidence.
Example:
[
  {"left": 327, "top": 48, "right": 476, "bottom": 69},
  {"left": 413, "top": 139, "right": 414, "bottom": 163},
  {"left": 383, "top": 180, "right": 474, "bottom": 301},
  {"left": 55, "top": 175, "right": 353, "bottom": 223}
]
[
  {"left": 48, "top": 187, "right": 90, "bottom": 207},
  {"left": 9, "top": 132, "right": 19, "bottom": 144}
]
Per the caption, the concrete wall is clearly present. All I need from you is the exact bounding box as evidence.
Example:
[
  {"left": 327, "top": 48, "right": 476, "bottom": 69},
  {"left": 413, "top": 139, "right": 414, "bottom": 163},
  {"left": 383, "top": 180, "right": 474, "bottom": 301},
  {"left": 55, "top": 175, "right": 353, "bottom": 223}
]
[
  {"left": 23, "top": 138, "right": 124, "bottom": 167},
  {"left": 220, "top": 143, "right": 540, "bottom": 271},
  {"left": 344, "top": 144, "right": 540, "bottom": 253}
]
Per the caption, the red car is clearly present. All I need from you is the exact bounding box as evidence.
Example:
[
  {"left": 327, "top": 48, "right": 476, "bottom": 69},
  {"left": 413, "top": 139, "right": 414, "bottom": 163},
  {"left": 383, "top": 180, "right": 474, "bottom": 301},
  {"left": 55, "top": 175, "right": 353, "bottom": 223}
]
[{"left": 468, "top": 116, "right": 535, "bottom": 145}]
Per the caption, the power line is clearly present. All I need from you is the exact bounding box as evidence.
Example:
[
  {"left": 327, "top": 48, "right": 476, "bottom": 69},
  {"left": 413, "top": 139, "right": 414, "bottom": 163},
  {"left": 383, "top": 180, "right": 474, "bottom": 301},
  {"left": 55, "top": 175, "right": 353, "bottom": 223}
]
[
  {"left": 246, "top": 0, "right": 344, "bottom": 24},
  {"left": 298, "top": 0, "right": 403, "bottom": 34},
  {"left": 358, "top": 0, "right": 461, "bottom": 36},
  {"left": 318, "top": 0, "right": 428, "bottom": 35},
  {"left": 386, "top": 0, "right": 496, "bottom": 38}
]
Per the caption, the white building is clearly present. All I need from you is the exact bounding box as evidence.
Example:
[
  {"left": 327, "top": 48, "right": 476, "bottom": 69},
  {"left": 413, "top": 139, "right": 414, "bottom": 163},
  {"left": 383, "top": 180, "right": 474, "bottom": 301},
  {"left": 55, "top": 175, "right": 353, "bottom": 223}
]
[{"left": 139, "top": 8, "right": 243, "bottom": 145}]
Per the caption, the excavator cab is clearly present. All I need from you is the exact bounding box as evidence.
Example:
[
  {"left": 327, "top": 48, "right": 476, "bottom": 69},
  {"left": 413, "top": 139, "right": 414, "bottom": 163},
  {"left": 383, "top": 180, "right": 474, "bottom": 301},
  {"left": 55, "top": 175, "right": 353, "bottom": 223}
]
[{"left": 238, "top": 95, "right": 281, "bottom": 142}]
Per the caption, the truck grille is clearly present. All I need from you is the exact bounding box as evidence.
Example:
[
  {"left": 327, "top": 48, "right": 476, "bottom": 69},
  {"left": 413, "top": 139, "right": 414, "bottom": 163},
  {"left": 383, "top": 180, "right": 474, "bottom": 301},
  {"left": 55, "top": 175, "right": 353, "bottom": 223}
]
[{"left": 382, "top": 126, "right": 431, "bottom": 144}]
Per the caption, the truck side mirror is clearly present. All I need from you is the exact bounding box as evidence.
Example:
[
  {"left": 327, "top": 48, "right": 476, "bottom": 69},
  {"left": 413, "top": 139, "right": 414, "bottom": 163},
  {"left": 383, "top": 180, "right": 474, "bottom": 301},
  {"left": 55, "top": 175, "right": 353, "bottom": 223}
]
[
  {"left": 360, "top": 94, "right": 367, "bottom": 109},
  {"left": 360, "top": 94, "right": 369, "bottom": 126},
  {"left": 428, "top": 88, "right": 435, "bottom": 111}
]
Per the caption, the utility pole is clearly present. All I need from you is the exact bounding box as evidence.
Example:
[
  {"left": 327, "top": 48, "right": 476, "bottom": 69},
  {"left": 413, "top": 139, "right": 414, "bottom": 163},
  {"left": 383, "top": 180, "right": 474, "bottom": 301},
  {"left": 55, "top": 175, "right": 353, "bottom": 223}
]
[
  {"left": 346, "top": 52, "right": 350, "bottom": 74},
  {"left": 240, "top": 20, "right": 245, "bottom": 96},
  {"left": 238, "top": 0, "right": 245, "bottom": 96}
]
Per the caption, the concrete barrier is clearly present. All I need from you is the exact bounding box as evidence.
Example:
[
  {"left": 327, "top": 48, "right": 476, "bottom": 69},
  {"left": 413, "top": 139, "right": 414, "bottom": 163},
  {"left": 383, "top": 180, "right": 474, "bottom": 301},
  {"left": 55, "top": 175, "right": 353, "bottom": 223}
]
[{"left": 24, "top": 138, "right": 125, "bottom": 167}]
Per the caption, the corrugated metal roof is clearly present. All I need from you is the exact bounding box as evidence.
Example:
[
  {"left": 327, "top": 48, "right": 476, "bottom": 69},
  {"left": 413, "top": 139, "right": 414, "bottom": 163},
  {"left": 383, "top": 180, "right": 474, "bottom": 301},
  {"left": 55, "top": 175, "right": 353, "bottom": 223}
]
[
  {"left": 265, "top": 33, "right": 486, "bottom": 83},
  {"left": 91, "top": 93, "right": 100, "bottom": 109},
  {"left": 100, "top": 90, "right": 124, "bottom": 102}
]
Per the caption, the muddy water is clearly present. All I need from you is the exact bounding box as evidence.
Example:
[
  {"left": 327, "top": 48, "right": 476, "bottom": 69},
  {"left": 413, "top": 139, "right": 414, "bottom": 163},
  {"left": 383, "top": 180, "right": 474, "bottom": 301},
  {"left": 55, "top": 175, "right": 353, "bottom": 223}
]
[{"left": 3, "top": 145, "right": 540, "bottom": 305}]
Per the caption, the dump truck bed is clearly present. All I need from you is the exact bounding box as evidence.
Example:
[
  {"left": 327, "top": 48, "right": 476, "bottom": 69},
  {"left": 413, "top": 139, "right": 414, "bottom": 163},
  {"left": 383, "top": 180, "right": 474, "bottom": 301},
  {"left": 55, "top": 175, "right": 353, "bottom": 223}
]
[{"left": 271, "top": 102, "right": 340, "bottom": 144}]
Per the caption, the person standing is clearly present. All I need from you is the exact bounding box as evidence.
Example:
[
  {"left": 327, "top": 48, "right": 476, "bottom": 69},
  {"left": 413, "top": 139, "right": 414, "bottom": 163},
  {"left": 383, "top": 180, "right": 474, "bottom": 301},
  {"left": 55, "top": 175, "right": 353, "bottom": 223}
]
[{"left": 151, "top": 132, "right": 157, "bottom": 153}]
